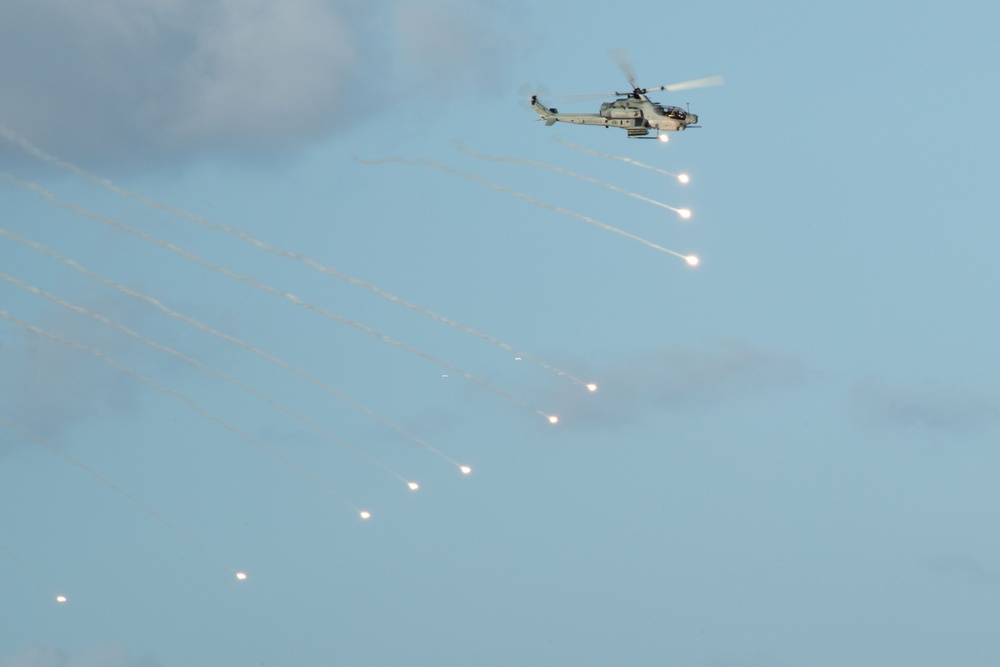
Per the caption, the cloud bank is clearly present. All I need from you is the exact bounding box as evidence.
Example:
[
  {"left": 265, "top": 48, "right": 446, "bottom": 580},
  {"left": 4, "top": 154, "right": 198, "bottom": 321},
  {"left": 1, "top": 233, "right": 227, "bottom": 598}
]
[
  {"left": 550, "top": 339, "right": 803, "bottom": 428},
  {"left": 0, "top": 0, "right": 527, "bottom": 167},
  {"left": 850, "top": 378, "right": 999, "bottom": 433},
  {"left": 0, "top": 645, "right": 158, "bottom": 667},
  {"left": 0, "top": 297, "right": 145, "bottom": 445}
]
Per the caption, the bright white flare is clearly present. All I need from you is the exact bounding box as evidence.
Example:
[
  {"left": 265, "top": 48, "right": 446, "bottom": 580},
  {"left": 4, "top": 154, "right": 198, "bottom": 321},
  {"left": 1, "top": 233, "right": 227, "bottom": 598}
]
[
  {"left": 235, "top": 572, "right": 248, "bottom": 581},
  {"left": 685, "top": 255, "right": 700, "bottom": 267},
  {"left": 677, "top": 208, "right": 692, "bottom": 219},
  {"left": 359, "top": 510, "right": 372, "bottom": 520},
  {"left": 459, "top": 465, "right": 472, "bottom": 475},
  {"left": 407, "top": 481, "right": 420, "bottom": 491},
  {"left": 586, "top": 383, "right": 598, "bottom": 392},
  {"left": 548, "top": 415, "right": 559, "bottom": 424},
  {"left": 678, "top": 174, "right": 690, "bottom": 184},
  {"left": 56, "top": 595, "right": 67, "bottom": 603},
  {"left": 658, "top": 134, "right": 670, "bottom": 143}
]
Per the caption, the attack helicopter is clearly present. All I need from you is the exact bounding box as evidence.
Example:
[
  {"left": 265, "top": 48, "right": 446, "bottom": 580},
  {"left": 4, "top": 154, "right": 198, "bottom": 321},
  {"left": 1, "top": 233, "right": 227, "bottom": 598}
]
[{"left": 530, "top": 50, "right": 723, "bottom": 140}]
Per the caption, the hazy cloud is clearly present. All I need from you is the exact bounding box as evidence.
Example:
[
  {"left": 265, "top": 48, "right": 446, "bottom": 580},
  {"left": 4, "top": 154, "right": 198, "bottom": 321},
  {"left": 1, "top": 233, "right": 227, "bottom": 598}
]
[
  {"left": 927, "top": 552, "right": 997, "bottom": 585},
  {"left": 0, "top": 297, "right": 147, "bottom": 443},
  {"left": 0, "top": 0, "right": 528, "bottom": 167},
  {"left": 849, "top": 378, "right": 998, "bottom": 433},
  {"left": 0, "top": 646, "right": 158, "bottom": 667},
  {"left": 550, "top": 339, "right": 803, "bottom": 427},
  {"left": 391, "top": 0, "right": 530, "bottom": 96},
  {"left": 703, "top": 654, "right": 777, "bottom": 667}
]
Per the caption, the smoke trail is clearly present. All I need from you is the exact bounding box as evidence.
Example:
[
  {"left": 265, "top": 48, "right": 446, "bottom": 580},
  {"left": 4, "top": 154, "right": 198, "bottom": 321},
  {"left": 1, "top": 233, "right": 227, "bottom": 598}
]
[
  {"left": 0, "top": 228, "right": 474, "bottom": 466},
  {"left": 0, "top": 537, "right": 67, "bottom": 602},
  {"left": 554, "top": 137, "right": 689, "bottom": 182},
  {"left": 0, "top": 173, "right": 552, "bottom": 422},
  {"left": 0, "top": 124, "right": 590, "bottom": 390},
  {"left": 0, "top": 310, "right": 365, "bottom": 517},
  {"left": 0, "top": 415, "right": 242, "bottom": 578},
  {"left": 0, "top": 271, "right": 411, "bottom": 488},
  {"left": 459, "top": 145, "right": 691, "bottom": 217},
  {"left": 356, "top": 157, "right": 698, "bottom": 264}
]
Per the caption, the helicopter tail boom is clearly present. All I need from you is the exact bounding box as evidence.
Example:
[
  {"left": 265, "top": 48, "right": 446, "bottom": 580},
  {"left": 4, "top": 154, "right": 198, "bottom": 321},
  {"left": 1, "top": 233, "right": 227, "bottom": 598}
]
[{"left": 530, "top": 95, "right": 611, "bottom": 128}]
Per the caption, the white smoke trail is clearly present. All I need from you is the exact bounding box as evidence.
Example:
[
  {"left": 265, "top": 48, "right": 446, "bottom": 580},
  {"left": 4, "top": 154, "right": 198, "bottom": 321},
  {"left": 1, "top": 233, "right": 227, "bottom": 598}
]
[
  {"left": 0, "top": 173, "right": 552, "bottom": 423},
  {"left": 356, "top": 157, "right": 698, "bottom": 264},
  {"left": 0, "top": 271, "right": 410, "bottom": 487},
  {"left": 0, "top": 310, "right": 364, "bottom": 517},
  {"left": 0, "top": 227, "right": 471, "bottom": 467},
  {"left": 459, "top": 145, "right": 690, "bottom": 216},
  {"left": 0, "top": 124, "right": 590, "bottom": 390},
  {"left": 0, "top": 536, "right": 66, "bottom": 602},
  {"left": 0, "top": 415, "right": 243, "bottom": 578},
  {"left": 554, "top": 136, "right": 689, "bottom": 181}
]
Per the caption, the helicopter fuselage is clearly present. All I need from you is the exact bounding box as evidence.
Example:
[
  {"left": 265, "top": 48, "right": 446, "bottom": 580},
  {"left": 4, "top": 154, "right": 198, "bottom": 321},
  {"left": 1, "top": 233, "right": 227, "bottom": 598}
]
[{"left": 531, "top": 94, "right": 698, "bottom": 138}]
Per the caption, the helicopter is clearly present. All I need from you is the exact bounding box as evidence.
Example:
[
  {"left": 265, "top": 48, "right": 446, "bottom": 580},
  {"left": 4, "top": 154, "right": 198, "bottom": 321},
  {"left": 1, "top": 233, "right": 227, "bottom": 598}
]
[{"left": 530, "top": 49, "right": 723, "bottom": 140}]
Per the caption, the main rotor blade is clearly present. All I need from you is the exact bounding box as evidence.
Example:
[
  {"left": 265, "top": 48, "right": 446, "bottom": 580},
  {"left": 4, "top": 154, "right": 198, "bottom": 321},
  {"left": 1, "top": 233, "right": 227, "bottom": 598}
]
[
  {"left": 556, "top": 92, "right": 617, "bottom": 103},
  {"left": 610, "top": 48, "right": 638, "bottom": 90},
  {"left": 654, "top": 75, "right": 726, "bottom": 93}
]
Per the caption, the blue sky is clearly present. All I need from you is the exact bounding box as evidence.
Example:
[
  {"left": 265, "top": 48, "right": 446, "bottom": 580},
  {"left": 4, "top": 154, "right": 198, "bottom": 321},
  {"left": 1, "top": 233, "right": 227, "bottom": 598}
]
[{"left": 2, "top": 1, "right": 1000, "bottom": 665}]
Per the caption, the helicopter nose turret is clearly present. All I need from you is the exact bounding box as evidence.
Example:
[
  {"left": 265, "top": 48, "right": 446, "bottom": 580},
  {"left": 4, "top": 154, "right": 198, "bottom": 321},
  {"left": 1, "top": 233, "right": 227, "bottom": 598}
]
[{"left": 688, "top": 114, "right": 698, "bottom": 125}]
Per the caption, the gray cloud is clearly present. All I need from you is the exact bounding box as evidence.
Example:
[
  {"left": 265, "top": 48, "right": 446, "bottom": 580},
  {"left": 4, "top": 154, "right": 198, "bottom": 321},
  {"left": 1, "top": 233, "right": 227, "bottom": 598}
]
[
  {"left": 0, "top": 0, "right": 528, "bottom": 167},
  {"left": 703, "top": 654, "right": 778, "bottom": 667},
  {"left": 549, "top": 339, "right": 804, "bottom": 427},
  {"left": 927, "top": 552, "right": 997, "bottom": 585},
  {"left": 390, "top": 0, "right": 531, "bottom": 96},
  {"left": 849, "top": 378, "right": 998, "bottom": 433},
  {"left": 0, "top": 646, "right": 158, "bottom": 667},
  {"left": 0, "top": 297, "right": 148, "bottom": 443}
]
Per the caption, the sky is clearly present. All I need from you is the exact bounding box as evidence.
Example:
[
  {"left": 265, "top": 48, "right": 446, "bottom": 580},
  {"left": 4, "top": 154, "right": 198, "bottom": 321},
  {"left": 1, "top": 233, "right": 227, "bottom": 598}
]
[{"left": 1, "top": 1, "right": 999, "bottom": 665}]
